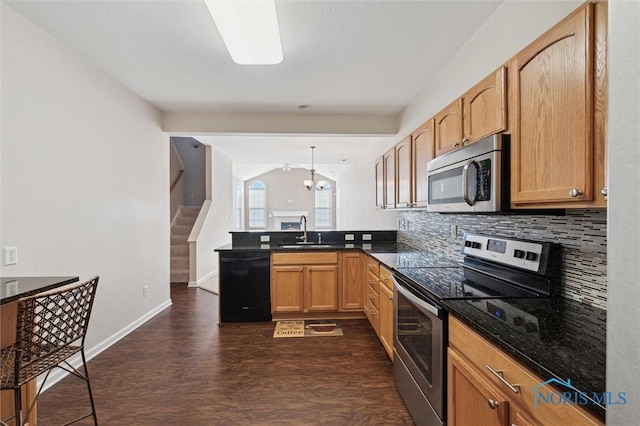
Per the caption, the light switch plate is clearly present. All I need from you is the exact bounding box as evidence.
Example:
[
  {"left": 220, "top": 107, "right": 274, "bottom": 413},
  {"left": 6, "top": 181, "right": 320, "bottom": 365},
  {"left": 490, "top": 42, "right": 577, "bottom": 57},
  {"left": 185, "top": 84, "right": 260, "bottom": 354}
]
[
  {"left": 362, "top": 234, "right": 372, "bottom": 241},
  {"left": 260, "top": 235, "right": 270, "bottom": 242},
  {"left": 345, "top": 234, "right": 354, "bottom": 241}
]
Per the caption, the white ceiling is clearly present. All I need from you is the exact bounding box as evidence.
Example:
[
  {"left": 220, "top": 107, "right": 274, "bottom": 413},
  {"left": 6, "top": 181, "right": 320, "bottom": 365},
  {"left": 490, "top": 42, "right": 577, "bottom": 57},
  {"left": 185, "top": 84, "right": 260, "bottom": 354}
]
[{"left": 7, "top": 0, "right": 503, "bottom": 177}]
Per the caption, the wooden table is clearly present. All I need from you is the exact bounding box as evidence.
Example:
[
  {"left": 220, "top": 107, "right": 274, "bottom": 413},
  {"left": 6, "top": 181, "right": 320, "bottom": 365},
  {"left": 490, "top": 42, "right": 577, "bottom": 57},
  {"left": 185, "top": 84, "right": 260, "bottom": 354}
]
[{"left": 1, "top": 276, "right": 79, "bottom": 426}]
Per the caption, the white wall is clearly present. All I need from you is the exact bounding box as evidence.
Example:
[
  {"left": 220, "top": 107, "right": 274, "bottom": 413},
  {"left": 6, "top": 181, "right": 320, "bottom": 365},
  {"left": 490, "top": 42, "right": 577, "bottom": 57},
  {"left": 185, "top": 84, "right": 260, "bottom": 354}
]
[
  {"left": 1, "top": 2, "right": 170, "bottom": 353},
  {"left": 190, "top": 146, "right": 233, "bottom": 286},
  {"left": 169, "top": 140, "right": 185, "bottom": 221},
  {"left": 607, "top": 1, "right": 640, "bottom": 424},
  {"left": 173, "top": 137, "right": 206, "bottom": 207},
  {"left": 337, "top": 139, "right": 397, "bottom": 230},
  {"left": 398, "top": 0, "right": 583, "bottom": 138}
]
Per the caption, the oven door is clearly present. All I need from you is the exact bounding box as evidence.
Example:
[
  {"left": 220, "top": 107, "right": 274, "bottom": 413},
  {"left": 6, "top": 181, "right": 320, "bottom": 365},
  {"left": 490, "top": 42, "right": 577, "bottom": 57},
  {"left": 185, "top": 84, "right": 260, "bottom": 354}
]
[{"left": 393, "top": 275, "right": 445, "bottom": 425}]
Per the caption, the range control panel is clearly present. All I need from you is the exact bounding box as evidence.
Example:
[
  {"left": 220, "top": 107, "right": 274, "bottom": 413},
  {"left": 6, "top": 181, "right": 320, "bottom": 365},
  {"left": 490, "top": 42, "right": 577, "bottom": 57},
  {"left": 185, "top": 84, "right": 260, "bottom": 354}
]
[{"left": 461, "top": 233, "right": 550, "bottom": 274}]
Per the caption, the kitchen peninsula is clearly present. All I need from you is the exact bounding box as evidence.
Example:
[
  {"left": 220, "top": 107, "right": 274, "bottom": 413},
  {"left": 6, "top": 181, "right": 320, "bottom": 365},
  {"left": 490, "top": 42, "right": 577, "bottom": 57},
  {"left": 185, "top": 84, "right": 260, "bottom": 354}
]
[{"left": 1, "top": 276, "right": 80, "bottom": 426}]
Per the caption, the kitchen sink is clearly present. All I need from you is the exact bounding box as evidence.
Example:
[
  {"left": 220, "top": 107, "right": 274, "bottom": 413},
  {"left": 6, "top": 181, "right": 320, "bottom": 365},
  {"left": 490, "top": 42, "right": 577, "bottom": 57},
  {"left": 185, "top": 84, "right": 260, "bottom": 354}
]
[{"left": 278, "top": 244, "right": 335, "bottom": 249}]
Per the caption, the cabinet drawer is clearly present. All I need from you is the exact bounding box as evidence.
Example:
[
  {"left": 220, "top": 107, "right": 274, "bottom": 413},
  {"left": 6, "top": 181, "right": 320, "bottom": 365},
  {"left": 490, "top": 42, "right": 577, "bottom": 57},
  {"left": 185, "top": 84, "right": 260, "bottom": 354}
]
[
  {"left": 366, "top": 270, "right": 379, "bottom": 288},
  {"left": 366, "top": 282, "right": 380, "bottom": 310},
  {"left": 272, "top": 252, "right": 338, "bottom": 265},
  {"left": 449, "top": 317, "right": 603, "bottom": 426},
  {"left": 379, "top": 266, "right": 393, "bottom": 291},
  {"left": 365, "top": 257, "right": 380, "bottom": 277},
  {"left": 365, "top": 296, "right": 380, "bottom": 336}
]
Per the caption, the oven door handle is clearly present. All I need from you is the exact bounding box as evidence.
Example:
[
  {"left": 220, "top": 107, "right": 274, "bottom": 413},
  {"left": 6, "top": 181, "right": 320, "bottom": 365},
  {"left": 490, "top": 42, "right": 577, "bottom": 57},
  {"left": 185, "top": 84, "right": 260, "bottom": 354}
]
[{"left": 393, "top": 276, "right": 442, "bottom": 318}]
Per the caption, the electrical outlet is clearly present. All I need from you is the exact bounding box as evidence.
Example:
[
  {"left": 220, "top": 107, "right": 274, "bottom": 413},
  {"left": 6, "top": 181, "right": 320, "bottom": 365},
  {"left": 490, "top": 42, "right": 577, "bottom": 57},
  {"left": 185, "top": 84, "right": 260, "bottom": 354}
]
[
  {"left": 345, "top": 234, "right": 354, "bottom": 241},
  {"left": 143, "top": 285, "right": 149, "bottom": 297},
  {"left": 4, "top": 247, "right": 18, "bottom": 265},
  {"left": 362, "top": 234, "right": 372, "bottom": 241},
  {"left": 260, "top": 235, "right": 270, "bottom": 242}
]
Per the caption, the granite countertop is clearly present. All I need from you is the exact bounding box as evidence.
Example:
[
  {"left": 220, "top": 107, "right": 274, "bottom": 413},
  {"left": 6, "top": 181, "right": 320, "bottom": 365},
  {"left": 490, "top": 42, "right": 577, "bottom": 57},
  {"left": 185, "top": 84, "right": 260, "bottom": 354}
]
[
  {"left": 444, "top": 297, "right": 606, "bottom": 419},
  {"left": 215, "top": 241, "right": 399, "bottom": 253}
]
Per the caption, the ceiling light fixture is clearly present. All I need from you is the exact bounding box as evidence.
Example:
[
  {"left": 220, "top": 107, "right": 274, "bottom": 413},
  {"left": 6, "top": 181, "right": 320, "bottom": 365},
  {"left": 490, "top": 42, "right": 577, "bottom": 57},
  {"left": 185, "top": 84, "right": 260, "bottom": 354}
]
[
  {"left": 205, "top": 0, "right": 283, "bottom": 65},
  {"left": 303, "top": 146, "right": 328, "bottom": 191}
]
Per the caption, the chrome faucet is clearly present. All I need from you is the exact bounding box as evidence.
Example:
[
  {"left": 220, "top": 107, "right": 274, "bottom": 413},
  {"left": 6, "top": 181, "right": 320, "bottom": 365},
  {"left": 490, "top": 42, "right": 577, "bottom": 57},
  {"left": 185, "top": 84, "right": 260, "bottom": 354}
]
[{"left": 297, "top": 215, "right": 308, "bottom": 243}]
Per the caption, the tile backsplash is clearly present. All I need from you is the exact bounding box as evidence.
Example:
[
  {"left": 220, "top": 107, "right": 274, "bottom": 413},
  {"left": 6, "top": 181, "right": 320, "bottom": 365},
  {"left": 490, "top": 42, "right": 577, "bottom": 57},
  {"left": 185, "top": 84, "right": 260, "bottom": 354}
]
[{"left": 397, "top": 209, "right": 607, "bottom": 310}]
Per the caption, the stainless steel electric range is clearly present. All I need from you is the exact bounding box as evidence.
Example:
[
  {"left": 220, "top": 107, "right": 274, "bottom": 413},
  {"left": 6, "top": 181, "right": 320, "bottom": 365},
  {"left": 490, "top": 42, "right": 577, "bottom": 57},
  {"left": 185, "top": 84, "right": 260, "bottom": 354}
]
[{"left": 391, "top": 232, "right": 559, "bottom": 426}]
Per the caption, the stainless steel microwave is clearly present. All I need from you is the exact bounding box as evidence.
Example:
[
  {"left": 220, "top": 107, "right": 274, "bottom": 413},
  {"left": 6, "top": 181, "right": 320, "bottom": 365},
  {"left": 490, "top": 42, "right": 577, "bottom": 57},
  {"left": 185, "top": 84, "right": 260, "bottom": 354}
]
[{"left": 426, "top": 134, "right": 509, "bottom": 213}]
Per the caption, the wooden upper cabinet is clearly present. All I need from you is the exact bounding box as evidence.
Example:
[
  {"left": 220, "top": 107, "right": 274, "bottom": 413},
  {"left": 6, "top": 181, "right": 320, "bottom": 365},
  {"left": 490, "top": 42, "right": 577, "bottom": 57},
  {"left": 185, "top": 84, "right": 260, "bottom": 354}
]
[
  {"left": 383, "top": 147, "right": 396, "bottom": 209},
  {"left": 412, "top": 119, "right": 435, "bottom": 207},
  {"left": 434, "top": 98, "right": 463, "bottom": 157},
  {"left": 395, "top": 136, "right": 412, "bottom": 208},
  {"left": 462, "top": 66, "right": 507, "bottom": 143},
  {"left": 510, "top": 3, "right": 598, "bottom": 206},
  {"left": 374, "top": 156, "right": 384, "bottom": 209}
]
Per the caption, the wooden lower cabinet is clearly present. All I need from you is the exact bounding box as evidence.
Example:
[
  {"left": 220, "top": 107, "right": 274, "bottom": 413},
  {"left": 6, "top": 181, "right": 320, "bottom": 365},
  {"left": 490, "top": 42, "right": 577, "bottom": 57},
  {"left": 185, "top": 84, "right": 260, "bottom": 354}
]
[
  {"left": 378, "top": 281, "right": 394, "bottom": 359},
  {"left": 340, "top": 252, "right": 363, "bottom": 311},
  {"left": 448, "top": 316, "right": 603, "bottom": 426},
  {"left": 271, "top": 252, "right": 339, "bottom": 314},
  {"left": 448, "top": 349, "right": 509, "bottom": 426},
  {"left": 364, "top": 281, "right": 380, "bottom": 336}
]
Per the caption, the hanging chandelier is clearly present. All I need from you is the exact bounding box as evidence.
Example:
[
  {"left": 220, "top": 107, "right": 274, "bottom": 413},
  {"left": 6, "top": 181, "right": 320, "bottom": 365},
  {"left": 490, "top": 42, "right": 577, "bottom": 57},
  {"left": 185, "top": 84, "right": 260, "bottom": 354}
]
[{"left": 303, "top": 146, "right": 328, "bottom": 191}]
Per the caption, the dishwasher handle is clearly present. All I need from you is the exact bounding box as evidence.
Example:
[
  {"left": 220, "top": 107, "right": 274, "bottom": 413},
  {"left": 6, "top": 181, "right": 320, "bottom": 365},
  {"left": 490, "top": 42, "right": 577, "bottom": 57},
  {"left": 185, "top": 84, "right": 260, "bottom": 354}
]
[{"left": 392, "top": 275, "right": 442, "bottom": 318}]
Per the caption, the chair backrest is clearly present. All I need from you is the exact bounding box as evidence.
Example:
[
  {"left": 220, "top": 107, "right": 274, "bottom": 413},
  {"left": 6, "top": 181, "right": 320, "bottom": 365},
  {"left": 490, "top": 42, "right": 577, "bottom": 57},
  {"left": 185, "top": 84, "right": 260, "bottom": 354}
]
[{"left": 13, "top": 276, "right": 99, "bottom": 378}]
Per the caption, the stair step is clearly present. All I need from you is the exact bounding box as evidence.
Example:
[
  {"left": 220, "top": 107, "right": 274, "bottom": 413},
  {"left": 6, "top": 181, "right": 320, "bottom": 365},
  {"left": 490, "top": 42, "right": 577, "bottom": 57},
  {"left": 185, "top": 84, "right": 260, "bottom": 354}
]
[
  {"left": 171, "top": 234, "right": 188, "bottom": 245},
  {"left": 171, "top": 256, "right": 189, "bottom": 269},
  {"left": 171, "top": 245, "right": 189, "bottom": 256},
  {"left": 180, "top": 208, "right": 200, "bottom": 217},
  {"left": 172, "top": 225, "right": 193, "bottom": 236}
]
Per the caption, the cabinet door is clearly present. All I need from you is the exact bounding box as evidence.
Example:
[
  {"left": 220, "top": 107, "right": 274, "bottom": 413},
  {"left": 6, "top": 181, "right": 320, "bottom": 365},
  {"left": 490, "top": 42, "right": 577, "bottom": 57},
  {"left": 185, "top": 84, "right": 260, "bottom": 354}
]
[
  {"left": 305, "top": 265, "right": 339, "bottom": 312},
  {"left": 374, "top": 156, "right": 384, "bottom": 209},
  {"left": 463, "top": 66, "right": 507, "bottom": 143},
  {"left": 378, "top": 282, "right": 394, "bottom": 360},
  {"left": 435, "top": 98, "right": 463, "bottom": 157},
  {"left": 383, "top": 147, "right": 396, "bottom": 209},
  {"left": 271, "top": 266, "right": 304, "bottom": 313},
  {"left": 395, "top": 136, "right": 412, "bottom": 208},
  {"left": 341, "top": 252, "right": 363, "bottom": 311},
  {"left": 448, "top": 348, "right": 509, "bottom": 426},
  {"left": 510, "top": 5, "right": 594, "bottom": 205},
  {"left": 412, "top": 119, "right": 435, "bottom": 207}
]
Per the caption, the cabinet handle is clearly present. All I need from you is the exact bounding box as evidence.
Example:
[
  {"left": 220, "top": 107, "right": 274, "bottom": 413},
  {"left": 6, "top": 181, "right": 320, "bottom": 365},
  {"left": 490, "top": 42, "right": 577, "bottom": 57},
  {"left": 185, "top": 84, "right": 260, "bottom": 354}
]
[
  {"left": 368, "top": 310, "right": 377, "bottom": 315},
  {"left": 388, "top": 294, "right": 393, "bottom": 300},
  {"left": 453, "top": 141, "right": 460, "bottom": 147},
  {"left": 380, "top": 275, "right": 387, "bottom": 281},
  {"left": 569, "top": 188, "right": 582, "bottom": 197},
  {"left": 308, "top": 267, "right": 312, "bottom": 272},
  {"left": 462, "top": 137, "right": 469, "bottom": 145},
  {"left": 487, "top": 399, "right": 498, "bottom": 409},
  {"left": 486, "top": 365, "right": 520, "bottom": 394},
  {"left": 601, "top": 187, "right": 608, "bottom": 196},
  {"left": 368, "top": 279, "right": 377, "bottom": 285},
  {"left": 368, "top": 293, "right": 377, "bottom": 299},
  {"left": 299, "top": 267, "right": 303, "bottom": 272}
]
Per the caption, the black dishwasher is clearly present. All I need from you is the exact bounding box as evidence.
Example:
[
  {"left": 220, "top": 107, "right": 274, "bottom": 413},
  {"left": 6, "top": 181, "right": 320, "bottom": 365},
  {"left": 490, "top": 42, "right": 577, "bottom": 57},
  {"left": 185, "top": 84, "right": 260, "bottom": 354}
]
[{"left": 219, "top": 251, "right": 271, "bottom": 322}]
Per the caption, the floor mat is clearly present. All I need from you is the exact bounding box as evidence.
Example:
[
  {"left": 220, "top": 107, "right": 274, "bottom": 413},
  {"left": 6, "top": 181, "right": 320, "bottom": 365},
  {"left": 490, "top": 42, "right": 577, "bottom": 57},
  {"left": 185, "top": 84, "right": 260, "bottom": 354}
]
[{"left": 273, "top": 320, "right": 343, "bottom": 338}]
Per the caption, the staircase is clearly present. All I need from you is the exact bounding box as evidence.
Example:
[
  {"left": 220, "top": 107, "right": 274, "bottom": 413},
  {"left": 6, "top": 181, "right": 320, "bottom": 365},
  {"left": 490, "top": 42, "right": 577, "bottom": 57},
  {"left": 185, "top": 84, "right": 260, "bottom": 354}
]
[{"left": 171, "top": 207, "right": 200, "bottom": 283}]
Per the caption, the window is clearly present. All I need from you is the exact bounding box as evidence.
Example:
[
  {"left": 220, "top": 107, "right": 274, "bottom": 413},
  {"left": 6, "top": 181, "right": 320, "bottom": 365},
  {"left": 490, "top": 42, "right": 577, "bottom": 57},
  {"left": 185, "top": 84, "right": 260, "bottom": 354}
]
[
  {"left": 315, "top": 183, "right": 332, "bottom": 228},
  {"left": 248, "top": 180, "right": 266, "bottom": 228}
]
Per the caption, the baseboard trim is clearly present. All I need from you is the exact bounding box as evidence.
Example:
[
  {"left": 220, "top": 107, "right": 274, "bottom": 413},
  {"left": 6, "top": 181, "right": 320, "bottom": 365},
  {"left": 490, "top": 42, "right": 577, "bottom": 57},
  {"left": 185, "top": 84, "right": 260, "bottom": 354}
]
[
  {"left": 189, "top": 268, "right": 218, "bottom": 288},
  {"left": 40, "top": 298, "right": 173, "bottom": 392}
]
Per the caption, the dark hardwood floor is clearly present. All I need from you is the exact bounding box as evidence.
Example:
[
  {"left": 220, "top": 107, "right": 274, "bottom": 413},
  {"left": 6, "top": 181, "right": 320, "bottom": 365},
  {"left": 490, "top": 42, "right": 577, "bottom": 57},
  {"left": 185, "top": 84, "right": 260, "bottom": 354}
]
[{"left": 38, "top": 284, "right": 414, "bottom": 425}]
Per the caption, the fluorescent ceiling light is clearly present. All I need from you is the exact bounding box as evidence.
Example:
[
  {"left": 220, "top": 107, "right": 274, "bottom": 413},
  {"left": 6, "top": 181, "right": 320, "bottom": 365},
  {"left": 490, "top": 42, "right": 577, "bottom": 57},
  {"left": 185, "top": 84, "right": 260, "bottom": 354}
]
[{"left": 205, "top": 0, "right": 283, "bottom": 65}]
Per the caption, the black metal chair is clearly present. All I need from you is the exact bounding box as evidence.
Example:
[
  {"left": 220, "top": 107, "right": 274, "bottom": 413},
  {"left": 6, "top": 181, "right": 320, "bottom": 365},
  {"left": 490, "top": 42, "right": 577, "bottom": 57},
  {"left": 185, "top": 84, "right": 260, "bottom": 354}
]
[{"left": 1, "top": 276, "right": 99, "bottom": 426}]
